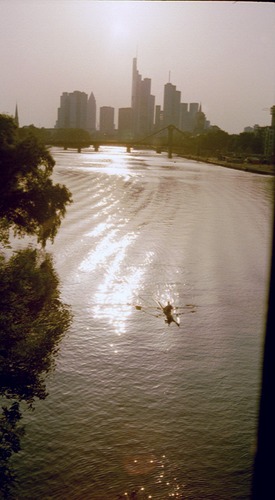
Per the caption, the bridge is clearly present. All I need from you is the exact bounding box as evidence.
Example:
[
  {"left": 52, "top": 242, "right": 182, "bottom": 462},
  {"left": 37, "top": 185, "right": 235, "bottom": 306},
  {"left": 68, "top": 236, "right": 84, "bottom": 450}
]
[{"left": 52, "top": 125, "right": 187, "bottom": 158}]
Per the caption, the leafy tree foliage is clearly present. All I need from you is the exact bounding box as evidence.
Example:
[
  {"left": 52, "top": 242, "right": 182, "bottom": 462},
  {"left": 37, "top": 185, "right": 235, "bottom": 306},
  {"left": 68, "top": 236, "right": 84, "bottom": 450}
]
[
  {"left": 0, "top": 115, "right": 72, "bottom": 247},
  {"left": 0, "top": 116, "right": 73, "bottom": 495},
  {"left": 51, "top": 127, "right": 91, "bottom": 148},
  {"left": 229, "top": 131, "right": 264, "bottom": 155},
  {"left": 0, "top": 248, "right": 72, "bottom": 496},
  {"left": 0, "top": 248, "right": 72, "bottom": 402},
  {"left": 0, "top": 402, "right": 24, "bottom": 497}
]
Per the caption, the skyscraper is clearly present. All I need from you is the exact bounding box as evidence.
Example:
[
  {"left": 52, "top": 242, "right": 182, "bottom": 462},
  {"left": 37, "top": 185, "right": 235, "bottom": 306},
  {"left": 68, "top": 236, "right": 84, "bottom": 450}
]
[
  {"left": 189, "top": 103, "right": 200, "bottom": 131},
  {"left": 194, "top": 104, "right": 206, "bottom": 133},
  {"left": 163, "top": 83, "right": 181, "bottom": 128},
  {"left": 180, "top": 103, "right": 189, "bottom": 131},
  {"left": 131, "top": 58, "right": 155, "bottom": 138},
  {"left": 56, "top": 90, "right": 96, "bottom": 131},
  {"left": 154, "top": 105, "right": 163, "bottom": 130},
  {"left": 99, "top": 106, "right": 115, "bottom": 135},
  {"left": 118, "top": 107, "right": 133, "bottom": 139},
  {"left": 87, "top": 92, "right": 96, "bottom": 133}
]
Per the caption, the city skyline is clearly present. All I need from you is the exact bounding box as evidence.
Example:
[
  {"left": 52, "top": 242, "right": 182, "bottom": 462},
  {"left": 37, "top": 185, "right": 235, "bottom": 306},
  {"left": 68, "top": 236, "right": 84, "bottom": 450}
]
[
  {"left": 55, "top": 58, "right": 207, "bottom": 138},
  {"left": 1, "top": 1, "right": 275, "bottom": 134}
]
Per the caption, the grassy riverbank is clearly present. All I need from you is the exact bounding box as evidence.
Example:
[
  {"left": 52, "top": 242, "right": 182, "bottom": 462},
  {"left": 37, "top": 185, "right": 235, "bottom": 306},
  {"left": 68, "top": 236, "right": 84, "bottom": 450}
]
[{"left": 184, "top": 155, "right": 275, "bottom": 176}]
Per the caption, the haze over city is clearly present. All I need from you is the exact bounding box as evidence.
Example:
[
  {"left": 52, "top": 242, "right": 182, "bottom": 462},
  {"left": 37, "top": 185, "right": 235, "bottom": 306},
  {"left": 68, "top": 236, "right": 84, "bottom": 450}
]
[{"left": 1, "top": 0, "right": 275, "bottom": 134}]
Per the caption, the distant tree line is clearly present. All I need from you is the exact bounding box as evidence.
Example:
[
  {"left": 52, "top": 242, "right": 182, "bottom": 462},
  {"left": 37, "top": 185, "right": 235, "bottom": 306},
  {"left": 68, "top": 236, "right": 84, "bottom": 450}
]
[
  {"left": 159, "top": 126, "right": 270, "bottom": 161},
  {"left": 17, "top": 123, "right": 272, "bottom": 162}
]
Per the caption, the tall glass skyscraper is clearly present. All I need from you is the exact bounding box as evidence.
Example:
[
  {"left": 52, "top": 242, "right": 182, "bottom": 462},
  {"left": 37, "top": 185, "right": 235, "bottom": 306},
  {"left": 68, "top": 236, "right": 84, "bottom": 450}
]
[{"left": 131, "top": 58, "right": 155, "bottom": 138}]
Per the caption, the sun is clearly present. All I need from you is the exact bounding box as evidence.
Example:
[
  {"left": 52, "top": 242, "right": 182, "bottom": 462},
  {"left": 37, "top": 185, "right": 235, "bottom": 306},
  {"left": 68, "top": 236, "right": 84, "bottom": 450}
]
[{"left": 110, "top": 21, "right": 129, "bottom": 41}]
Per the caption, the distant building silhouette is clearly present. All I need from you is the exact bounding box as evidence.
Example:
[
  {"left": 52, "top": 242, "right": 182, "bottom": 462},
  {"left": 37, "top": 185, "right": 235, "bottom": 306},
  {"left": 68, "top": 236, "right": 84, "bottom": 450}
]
[
  {"left": 131, "top": 58, "right": 155, "bottom": 138},
  {"left": 154, "top": 104, "right": 163, "bottom": 130},
  {"left": 118, "top": 107, "right": 133, "bottom": 139},
  {"left": 264, "top": 105, "right": 275, "bottom": 159},
  {"left": 54, "top": 60, "right": 210, "bottom": 137},
  {"left": 180, "top": 103, "right": 189, "bottom": 131},
  {"left": 87, "top": 92, "right": 96, "bottom": 133},
  {"left": 163, "top": 82, "right": 181, "bottom": 128},
  {"left": 56, "top": 90, "right": 96, "bottom": 132},
  {"left": 194, "top": 104, "right": 206, "bottom": 133},
  {"left": 156, "top": 79, "right": 207, "bottom": 133},
  {"left": 99, "top": 106, "right": 115, "bottom": 135},
  {"left": 189, "top": 103, "right": 200, "bottom": 131}
]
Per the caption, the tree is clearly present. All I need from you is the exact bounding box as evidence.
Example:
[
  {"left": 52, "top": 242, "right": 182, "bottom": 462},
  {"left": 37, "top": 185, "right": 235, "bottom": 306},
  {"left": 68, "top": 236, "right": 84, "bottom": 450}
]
[
  {"left": 0, "top": 248, "right": 72, "bottom": 496},
  {"left": 51, "top": 127, "right": 91, "bottom": 148},
  {"left": 0, "top": 115, "right": 72, "bottom": 247},
  {"left": 0, "top": 116, "right": 73, "bottom": 495}
]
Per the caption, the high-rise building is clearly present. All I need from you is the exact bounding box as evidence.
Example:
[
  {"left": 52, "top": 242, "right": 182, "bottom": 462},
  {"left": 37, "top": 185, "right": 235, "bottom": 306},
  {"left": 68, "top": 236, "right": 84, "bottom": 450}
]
[
  {"left": 163, "top": 83, "right": 181, "bottom": 128},
  {"left": 131, "top": 58, "right": 155, "bottom": 138},
  {"left": 118, "top": 107, "right": 133, "bottom": 139},
  {"left": 194, "top": 104, "right": 206, "bottom": 133},
  {"left": 189, "top": 103, "right": 200, "bottom": 131},
  {"left": 56, "top": 90, "right": 96, "bottom": 131},
  {"left": 87, "top": 92, "right": 96, "bottom": 133},
  {"left": 154, "top": 105, "right": 163, "bottom": 130},
  {"left": 99, "top": 106, "right": 115, "bottom": 135},
  {"left": 264, "top": 105, "right": 275, "bottom": 159},
  {"left": 56, "top": 93, "right": 70, "bottom": 128},
  {"left": 180, "top": 103, "right": 189, "bottom": 131}
]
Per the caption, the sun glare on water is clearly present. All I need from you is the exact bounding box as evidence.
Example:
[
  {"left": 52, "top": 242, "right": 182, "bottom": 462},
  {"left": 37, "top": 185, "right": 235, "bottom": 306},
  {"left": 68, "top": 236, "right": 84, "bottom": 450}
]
[{"left": 80, "top": 230, "right": 154, "bottom": 336}]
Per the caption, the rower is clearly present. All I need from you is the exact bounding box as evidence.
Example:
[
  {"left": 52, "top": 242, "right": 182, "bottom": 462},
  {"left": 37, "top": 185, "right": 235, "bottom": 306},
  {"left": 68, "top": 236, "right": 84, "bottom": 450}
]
[{"left": 162, "top": 301, "right": 180, "bottom": 327}]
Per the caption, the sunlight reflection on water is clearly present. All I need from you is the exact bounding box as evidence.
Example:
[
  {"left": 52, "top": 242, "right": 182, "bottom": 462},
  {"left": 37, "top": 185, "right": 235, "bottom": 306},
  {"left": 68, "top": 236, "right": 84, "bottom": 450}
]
[
  {"left": 91, "top": 250, "right": 155, "bottom": 335},
  {"left": 15, "top": 147, "right": 272, "bottom": 499},
  {"left": 75, "top": 147, "right": 138, "bottom": 180}
]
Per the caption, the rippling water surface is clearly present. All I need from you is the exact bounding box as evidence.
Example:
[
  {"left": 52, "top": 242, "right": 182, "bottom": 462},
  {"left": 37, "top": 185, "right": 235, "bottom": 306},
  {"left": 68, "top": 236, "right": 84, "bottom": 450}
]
[{"left": 15, "top": 147, "right": 274, "bottom": 499}]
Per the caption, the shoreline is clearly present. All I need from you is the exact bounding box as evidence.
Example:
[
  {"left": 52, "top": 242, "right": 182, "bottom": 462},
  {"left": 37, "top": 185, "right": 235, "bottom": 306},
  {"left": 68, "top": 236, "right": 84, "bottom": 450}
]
[{"left": 183, "top": 155, "right": 275, "bottom": 176}]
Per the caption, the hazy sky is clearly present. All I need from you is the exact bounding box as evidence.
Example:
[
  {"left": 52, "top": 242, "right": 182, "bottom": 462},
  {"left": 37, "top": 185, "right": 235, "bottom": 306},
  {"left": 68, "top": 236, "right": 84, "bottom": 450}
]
[{"left": 1, "top": 0, "right": 275, "bottom": 134}]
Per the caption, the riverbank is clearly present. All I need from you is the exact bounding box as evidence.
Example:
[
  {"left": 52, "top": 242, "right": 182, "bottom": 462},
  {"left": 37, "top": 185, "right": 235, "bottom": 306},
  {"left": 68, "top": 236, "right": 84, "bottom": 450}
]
[{"left": 184, "top": 155, "right": 275, "bottom": 176}]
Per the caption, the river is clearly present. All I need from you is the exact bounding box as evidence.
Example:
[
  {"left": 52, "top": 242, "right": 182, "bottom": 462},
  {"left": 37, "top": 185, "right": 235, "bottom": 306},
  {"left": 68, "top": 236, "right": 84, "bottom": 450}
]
[{"left": 14, "top": 147, "right": 274, "bottom": 499}]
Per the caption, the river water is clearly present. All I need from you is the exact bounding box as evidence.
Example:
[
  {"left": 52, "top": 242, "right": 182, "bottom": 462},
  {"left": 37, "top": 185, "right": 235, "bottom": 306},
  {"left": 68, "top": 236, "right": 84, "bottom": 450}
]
[{"left": 14, "top": 147, "right": 274, "bottom": 499}]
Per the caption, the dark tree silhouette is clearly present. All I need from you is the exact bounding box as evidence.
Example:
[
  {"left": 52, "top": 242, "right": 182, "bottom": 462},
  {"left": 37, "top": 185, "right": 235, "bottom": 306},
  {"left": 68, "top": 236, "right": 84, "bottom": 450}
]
[
  {"left": 0, "top": 114, "right": 72, "bottom": 247},
  {"left": 0, "top": 115, "right": 73, "bottom": 496},
  {"left": 0, "top": 249, "right": 72, "bottom": 497}
]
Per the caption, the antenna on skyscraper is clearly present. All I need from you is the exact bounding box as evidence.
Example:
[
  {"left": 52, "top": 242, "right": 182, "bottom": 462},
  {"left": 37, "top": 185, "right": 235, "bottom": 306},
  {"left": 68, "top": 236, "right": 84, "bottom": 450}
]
[{"left": 168, "top": 70, "right": 171, "bottom": 83}]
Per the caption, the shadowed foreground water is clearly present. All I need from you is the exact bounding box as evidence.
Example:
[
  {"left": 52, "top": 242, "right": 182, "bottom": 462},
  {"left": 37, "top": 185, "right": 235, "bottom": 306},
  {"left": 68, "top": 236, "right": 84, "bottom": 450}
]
[{"left": 13, "top": 147, "right": 274, "bottom": 499}]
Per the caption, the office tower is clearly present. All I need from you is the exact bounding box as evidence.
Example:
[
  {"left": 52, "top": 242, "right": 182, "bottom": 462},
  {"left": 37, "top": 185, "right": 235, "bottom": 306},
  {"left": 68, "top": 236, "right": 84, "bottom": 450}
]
[
  {"left": 163, "top": 83, "right": 181, "bottom": 128},
  {"left": 189, "top": 102, "right": 200, "bottom": 131},
  {"left": 99, "top": 106, "right": 115, "bottom": 135},
  {"left": 155, "top": 105, "right": 163, "bottom": 130},
  {"left": 180, "top": 103, "right": 189, "bottom": 131},
  {"left": 194, "top": 104, "right": 206, "bottom": 133},
  {"left": 131, "top": 58, "right": 155, "bottom": 138},
  {"left": 56, "top": 92, "right": 70, "bottom": 128},
  {"left": 70, "top": 91, "right": 87, "bottom": 129},
  {"left": 87, "top": 92, "right": 96, "bottom": 133},
  {"left": 118, "top": 107, "right": 133, "bottom": 138},
  {"left": 56, "top": 91, "right": 90, "bottom": 130},
  {"left": 264, "top": 105, "right": 275, "bottom": 158}
]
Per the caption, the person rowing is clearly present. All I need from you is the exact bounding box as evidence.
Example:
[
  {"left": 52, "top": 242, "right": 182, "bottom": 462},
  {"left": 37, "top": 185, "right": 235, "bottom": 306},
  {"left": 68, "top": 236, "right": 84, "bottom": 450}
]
[
  {"left": 159, "top": 301, "right": 180, "bottom": 327},
  {"left": 134, "top": 300, "right": 180, "bottom": 326}
]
